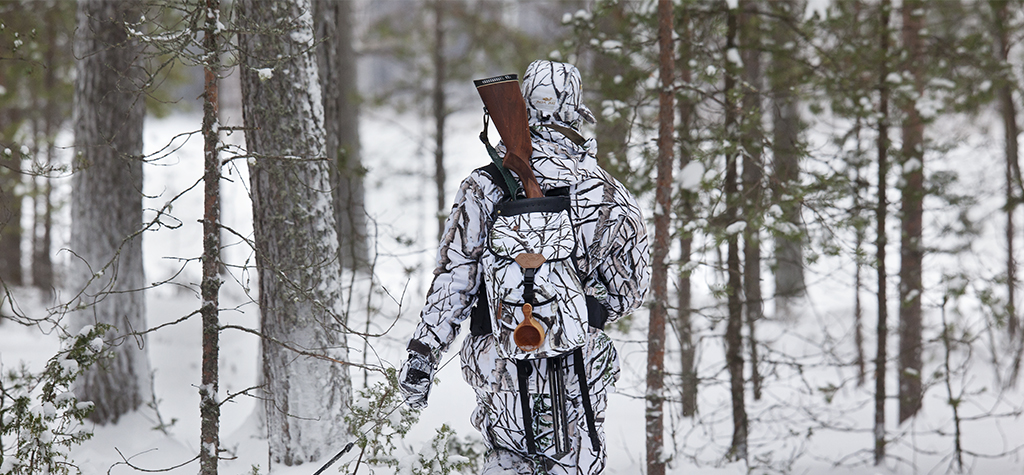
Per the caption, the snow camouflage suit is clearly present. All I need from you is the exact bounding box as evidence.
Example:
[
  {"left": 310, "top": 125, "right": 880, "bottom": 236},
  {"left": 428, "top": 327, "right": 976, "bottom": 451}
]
[{"left": 403, "top": 60, "right": 651, "bottom": 475}]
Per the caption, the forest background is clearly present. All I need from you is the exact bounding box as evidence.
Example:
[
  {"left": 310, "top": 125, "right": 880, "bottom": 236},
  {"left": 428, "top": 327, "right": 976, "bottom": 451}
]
[{"left": 2, "top": 0, "right": 1024, "bottom": 474}]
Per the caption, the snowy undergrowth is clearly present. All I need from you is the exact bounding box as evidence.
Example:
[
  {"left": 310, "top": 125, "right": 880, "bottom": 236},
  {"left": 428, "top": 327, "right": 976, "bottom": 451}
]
[{"left": 2, "top": 107, "right": 1024, "bottom": 474}]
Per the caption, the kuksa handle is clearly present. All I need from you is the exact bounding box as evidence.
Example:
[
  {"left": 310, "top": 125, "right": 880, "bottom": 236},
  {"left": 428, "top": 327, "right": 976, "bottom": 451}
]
[{"left": 474, "top": 74, "right": 543, "bottom": 199}]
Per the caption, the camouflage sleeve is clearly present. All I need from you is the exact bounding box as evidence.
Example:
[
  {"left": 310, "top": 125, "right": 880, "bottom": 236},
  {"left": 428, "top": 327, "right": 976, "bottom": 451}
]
[
  {"left": 596, "top": 184, "right": 651, "bottom": 323},
  {"left": 409, "top": 171, "right": 499, "bottom": 358}
]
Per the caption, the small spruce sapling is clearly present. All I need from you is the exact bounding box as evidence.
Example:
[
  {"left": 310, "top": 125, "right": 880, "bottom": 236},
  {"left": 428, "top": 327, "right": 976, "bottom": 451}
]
[{"left": 0, "top": 324, "right": 110, "bottom": 475}]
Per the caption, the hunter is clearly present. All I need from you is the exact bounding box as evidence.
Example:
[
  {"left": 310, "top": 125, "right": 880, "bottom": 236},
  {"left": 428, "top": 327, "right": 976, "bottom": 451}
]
[{"left": 400, "top": 59, "right": 651, "bottom": 475}]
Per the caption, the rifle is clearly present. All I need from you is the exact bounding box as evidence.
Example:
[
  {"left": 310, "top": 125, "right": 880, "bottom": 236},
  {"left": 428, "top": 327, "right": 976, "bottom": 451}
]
[{"left": 474, "top": 74, "right": 543, "bottom": 199}]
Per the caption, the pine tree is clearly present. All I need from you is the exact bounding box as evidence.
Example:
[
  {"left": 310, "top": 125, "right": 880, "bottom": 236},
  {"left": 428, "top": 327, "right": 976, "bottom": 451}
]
[
  {"left": 236, "top": 0, "right": 351, "bottom": 465},
  {"left": 200, "top": 0, "right": 223, "bottom": 472},
  {"left": 67, "top": 0, "right": 152, "bottom": 425},
  {"left": 768, "top": 0, "right": 806, "bottom": 308},
  {"left": 675, "top": 3, "right": 699, "bottom": 419},
  {"left": 315, "top": 0, "right": 369, "bottom": 271},
  {"left": 897, "top": 0, "right": 926, "bottom": 424},
  {"left": 723, "top": 2, "right": 747, "bottom": 461},
  {"left": 646, "top": 2, "right": 674, "bottom": 473}
]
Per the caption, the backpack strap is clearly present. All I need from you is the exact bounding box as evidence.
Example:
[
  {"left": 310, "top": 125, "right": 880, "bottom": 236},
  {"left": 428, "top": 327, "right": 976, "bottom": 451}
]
[
  {"left": 573, "top": 347, "right": 601, "bottom": 452},
  {"left": 515, "top": 360, "right": 538, "bottom": 454}
]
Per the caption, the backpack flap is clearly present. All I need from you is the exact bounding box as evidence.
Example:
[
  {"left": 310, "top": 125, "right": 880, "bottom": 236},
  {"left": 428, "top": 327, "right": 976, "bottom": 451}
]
[{"left": 485, "top": 196, "right": 589, "bottom": 360}]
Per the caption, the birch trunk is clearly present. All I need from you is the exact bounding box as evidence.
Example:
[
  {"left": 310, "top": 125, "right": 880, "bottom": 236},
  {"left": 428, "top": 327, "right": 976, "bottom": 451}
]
[
  {"left": 68, "top": 0, "right": 151, "bottom": 425},
  {"left": 237, "top": 0, "right": 350, "bottom": 465}
]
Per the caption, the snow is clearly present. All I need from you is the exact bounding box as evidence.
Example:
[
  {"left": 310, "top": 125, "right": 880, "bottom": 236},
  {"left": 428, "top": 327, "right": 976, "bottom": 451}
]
[
  {"left": 725, "top": 221, "right": 746, "bottom": 234},
  {"left": 679, "top": 161, "right": 705, "bottom": 191},
  {"left": 4, "top": 99, "right": 1024, "bottom": 475},
  {"left": 255, "top": 67, "right": 273, "bottom": 81},
  {"left": 726, "top": 48, "right": 743, "bottom": 68},
  {"left": 804, "top": 0, "right": 831, "bottom": 20}
]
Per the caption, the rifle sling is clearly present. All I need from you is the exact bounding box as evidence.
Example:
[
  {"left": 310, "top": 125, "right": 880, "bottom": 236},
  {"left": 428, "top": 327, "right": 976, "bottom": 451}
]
[{"left": 536, "top": 123, "right": 587, "bottom": 149}]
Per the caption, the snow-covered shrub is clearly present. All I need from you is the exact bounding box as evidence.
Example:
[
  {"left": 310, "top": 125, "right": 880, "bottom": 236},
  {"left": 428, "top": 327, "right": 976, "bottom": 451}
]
[
  {"left": 0, "top": 324, "right": 110, "bottom": 475},
  {"left": 406, "top": 424, "right": 484, "bottom": 475},
  {"left": 338, "top": 367, "right": 419, "bottom": 473}
]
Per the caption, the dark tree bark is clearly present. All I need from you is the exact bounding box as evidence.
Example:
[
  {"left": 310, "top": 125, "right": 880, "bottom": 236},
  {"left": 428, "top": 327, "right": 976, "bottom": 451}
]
[
  {"left": 200, "top": 1, "right": 223, "bottom": 473},
  {"left": 769, "top": 0, "right": 805, "bottom": 309},
  {"left": 676, "top": 5, "right": 698, "bottom": 418},
  {"left": 68, "top": 0, "right": 151, "bottom": 425},
  {"left": 591, "top": 2, "right": 634, "bottom": 184},
  {"left": 237, "top": 0, "right": 351, "bottom": 465},
  {"left": 432, "top": 1, "right": 448, "bottom": 242},
  {"left": 898, "top": 0, "right": 925, "bottom": 424},
  {"left": 0, "top": 145, "right": 23, "bottom": 288},
  {"left": 739, "top": 0, "right": 763, "bottom": 402},
  {"left": 646, "top": 2, "right": 674, "bottom": 473},
  {"left": 316, "top": 0, "right": 369, "bottom": 271},
  {"left": 875, "top": 0, "right": 892, "bottom": 464},
  {"left": 30, "top": 5, "right": 62, "bottom": 292},
  {"left": 724, "top": 5, "right": 748, "bottom": 462},
  {"left": 992, "top": 0, "right": 1020, "bottom": 340}
]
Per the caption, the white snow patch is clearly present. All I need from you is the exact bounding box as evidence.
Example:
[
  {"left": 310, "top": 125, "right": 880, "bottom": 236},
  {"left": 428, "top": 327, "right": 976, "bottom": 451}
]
[
  {"left": 804, "top": 0, "right": 830, "bottom": 20},
  {"left": 678, "top": 161, "right": 705, "bottom": 191},
  {"left": 726, "top": 48, "right": 743, "bottom": 68},
  {"left": 602, "top": 40, "right": 623, "bottom": 52},
  {"left": 726, "top": 221, "right": 747, "bottom": 234},
  {"left": 255, "top": 67, "right": 274, "bottom": 81},
  {"left": 904, "top": 158, "right": 922, "bottom": 172}
]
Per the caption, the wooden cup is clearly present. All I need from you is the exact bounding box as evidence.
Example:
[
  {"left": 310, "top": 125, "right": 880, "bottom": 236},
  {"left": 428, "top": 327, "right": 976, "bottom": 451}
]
[{"left": 513, "top": 303, "right": 545, "bottom": 352}]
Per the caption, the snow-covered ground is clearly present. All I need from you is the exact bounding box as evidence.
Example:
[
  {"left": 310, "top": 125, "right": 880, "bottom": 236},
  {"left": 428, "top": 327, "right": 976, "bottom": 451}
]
[{"left": 3, "top": 105, "right": 1024, "bottom": 474}]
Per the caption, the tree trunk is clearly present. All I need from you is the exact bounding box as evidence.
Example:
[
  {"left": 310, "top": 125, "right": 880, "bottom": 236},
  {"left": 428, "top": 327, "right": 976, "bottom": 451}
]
[
  {"left": 200, "top": 1, "right": 223, "bottom": 473},
  {"left": 646, "top": 2, "right": 673, "bottom": 474},
  {"left": 433, "top": 1, "right": 448, "bottom": 242},
  {"left": 898, "top": 0, "right": 925, "bottom": 424},
  {"left": 68, "top": 0, "right": 151, "bottom": 425},
  {"left": 854, "top": 127, "right": 867, "bottom": 387},
  {"left": 591, "top": 2, "right": 633, "bottom": 184},
  {"left": 676, "top": 5, "right": 698, "bottom": 419},
  {"left": 740, "top": 0, "right": 763, "bottom": 402},
  {"left": 0, "top": 145, "right": 23, "bottom": 288},
  {"left": 992, "top": 0, "right": 1020, "bottom": 340},
  {"left": 724, "top": 5, "right": 747, "bottom": 462},
  {"left": 316, "top": 0, "right": 369, "bottom": 271},
  {"left": 237, "top": 0, "right": 350, "bottom": 465},
  {"left": 875, "top": 0, "right": 892, "bottom": 464},
  {"left": 769, "top": 0, "right": 805, "bottom": 309},
  {"left": 31, "top": 10, "right": 59, "bottom": 292}
]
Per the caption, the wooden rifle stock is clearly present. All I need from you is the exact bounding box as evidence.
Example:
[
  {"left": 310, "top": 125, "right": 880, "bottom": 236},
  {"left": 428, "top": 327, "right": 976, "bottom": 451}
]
[{"left": 474, "top": 75, "right": 543, "bottom": 199}]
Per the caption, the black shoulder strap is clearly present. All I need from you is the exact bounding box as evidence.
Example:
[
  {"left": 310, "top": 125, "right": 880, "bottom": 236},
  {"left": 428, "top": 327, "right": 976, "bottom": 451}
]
[{"left": 478, "top": 163, "right": 513, "bottom": 199}]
